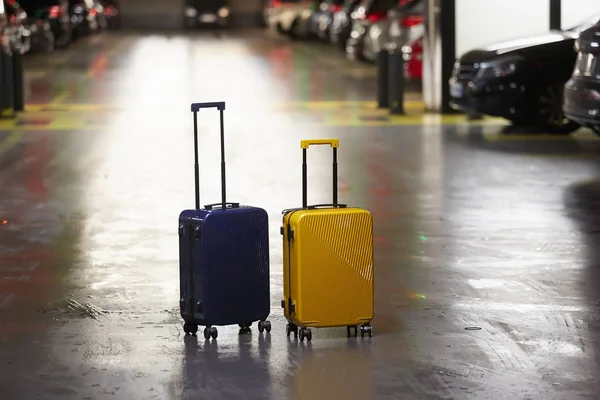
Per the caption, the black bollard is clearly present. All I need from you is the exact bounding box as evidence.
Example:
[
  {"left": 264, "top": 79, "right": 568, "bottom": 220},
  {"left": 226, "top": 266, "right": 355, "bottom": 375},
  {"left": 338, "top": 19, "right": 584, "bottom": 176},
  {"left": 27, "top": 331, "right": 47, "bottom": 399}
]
[
  {"left": 12, "top": 50, "right": 24, "bottom": 112},
  {"left": 0, "top": 48, "right": 15, "bottom": 118},
  {"left": 387, "top": 49, "right": 405, "bottom": 115},
  {"left": 377, "top": 50, "right": 389, "bottom": 108}
]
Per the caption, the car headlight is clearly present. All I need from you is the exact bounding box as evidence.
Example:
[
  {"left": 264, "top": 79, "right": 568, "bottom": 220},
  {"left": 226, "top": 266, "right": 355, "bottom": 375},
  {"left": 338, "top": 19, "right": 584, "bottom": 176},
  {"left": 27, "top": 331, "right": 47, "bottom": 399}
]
[
  {"left": 572, "top": 52, "right": 597, "bottom": 77},
  {"left": 476, "top": 57, "right": 521, "bottom": 79},
  {"left": 185, "top": 7, "right": 197, "bottom": 18},
  {"left": 218, "top": 7, "right": 229, "bottom": 18}
]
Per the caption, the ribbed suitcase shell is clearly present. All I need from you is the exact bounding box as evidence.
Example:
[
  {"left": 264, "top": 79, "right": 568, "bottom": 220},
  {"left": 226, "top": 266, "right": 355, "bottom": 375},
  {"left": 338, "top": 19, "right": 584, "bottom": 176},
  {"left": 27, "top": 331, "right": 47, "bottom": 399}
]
[
  {"left": 282, "top": 207, "right": 374, "bottom": 328},
  {"left": 179, "top": 206, "right": 270, "bottom": 327}
]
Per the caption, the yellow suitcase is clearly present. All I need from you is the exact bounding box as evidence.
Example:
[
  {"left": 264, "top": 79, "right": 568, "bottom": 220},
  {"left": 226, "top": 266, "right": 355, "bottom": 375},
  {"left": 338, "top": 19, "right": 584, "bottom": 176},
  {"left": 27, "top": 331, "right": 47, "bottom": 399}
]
[{"left": 281, "top": 139, "right": 374, "bottom": 342}]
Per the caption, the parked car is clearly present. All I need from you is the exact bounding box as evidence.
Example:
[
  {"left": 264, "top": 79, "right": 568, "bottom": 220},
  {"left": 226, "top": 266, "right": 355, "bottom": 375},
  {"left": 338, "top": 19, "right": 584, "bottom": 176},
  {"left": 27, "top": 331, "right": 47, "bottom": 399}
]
[
  {"left": 4, "top": 0, "right": 31, "bottom": 54},
  {"left": 329, "top": 0, "right": 360, "bottom": 48},
  {"left": 20, "top": 0, "right": 71, "bottom": 48},
  {"left": 345, "top": 0, "right": 398, "bottom": 61},
  {"left": 267, "top": 0, "right": 308, "bottom": 36},
  {"left": 69, "top": 0, "right": 101, "bottom": 37},
  {"left": 384, "top": 0, "right": 423, "bottom": 49},
  {"left": 313, "top": 0, "right": 346, "bottom": 41},
  {"left": 563, "top": 22, "right": 600, "bottom": 135},
  {"left": 402, "top": 33, "right": 422, "bottom": 82},
  {"left": 184, "top": 0, "right": 229, "bottom": 29},
  {"left": 283, "top": 0, "right": 321, "bottom": 39},
  {"left": 99, "top": 0, "right": 119, "bottom": 29},
  {"left": 448, "top": 15, "right": 600, "bottom": 134}
]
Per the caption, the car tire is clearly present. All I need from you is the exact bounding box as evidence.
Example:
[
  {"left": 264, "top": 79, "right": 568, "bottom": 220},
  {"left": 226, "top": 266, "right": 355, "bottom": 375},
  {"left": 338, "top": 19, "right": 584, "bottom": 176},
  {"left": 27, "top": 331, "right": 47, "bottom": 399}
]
[
  {"left": 537, "top": 82, "right": 580, "bottom": 134},
  {"left": 289, "top": 19, "right": 300, "bottom": 40}
]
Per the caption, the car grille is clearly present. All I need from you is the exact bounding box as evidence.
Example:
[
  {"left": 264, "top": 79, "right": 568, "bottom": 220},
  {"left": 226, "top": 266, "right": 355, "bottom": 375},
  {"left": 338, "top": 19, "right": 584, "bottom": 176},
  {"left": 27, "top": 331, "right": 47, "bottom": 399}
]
[{"left": 453, "top": 63, "right": 478, "bottom": 80}]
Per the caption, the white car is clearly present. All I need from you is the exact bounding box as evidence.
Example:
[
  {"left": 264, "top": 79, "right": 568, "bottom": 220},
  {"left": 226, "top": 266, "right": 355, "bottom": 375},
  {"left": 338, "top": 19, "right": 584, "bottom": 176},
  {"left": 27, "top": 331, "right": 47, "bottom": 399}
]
[{"left": 267, "top": 0, "right": 310, "bottom": 35}]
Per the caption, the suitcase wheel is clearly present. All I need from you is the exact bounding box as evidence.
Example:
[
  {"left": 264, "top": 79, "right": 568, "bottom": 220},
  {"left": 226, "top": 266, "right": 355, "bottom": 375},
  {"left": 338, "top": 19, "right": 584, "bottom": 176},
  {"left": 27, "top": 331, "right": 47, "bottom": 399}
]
[
  {"left": 299, "top": 328, "right": 312, "bottom": 342},
  {"left": 286, "top": 323, "right": 298, "bottom": 338},
  {"left": 203, "top": 326, "right": 218, "bottom": 340},
  {"left": 360, "top": 324, "right": 373, "bottom": 338},
  {"left": 238, "top": 323, "right": 252, "bottom": 335},
  {"left": 183, "top": 322, "right": 198, "bottom": 335},
  {"left": 258, "top": 320, "right": 272, "bottom": 334}
]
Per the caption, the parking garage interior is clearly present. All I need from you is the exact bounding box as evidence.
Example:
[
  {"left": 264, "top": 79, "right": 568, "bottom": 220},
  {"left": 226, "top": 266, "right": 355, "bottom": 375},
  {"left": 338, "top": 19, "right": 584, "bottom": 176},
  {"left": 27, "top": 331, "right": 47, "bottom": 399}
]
[{"left": 1, "top": 0, "right": 600, "bottom": 399}]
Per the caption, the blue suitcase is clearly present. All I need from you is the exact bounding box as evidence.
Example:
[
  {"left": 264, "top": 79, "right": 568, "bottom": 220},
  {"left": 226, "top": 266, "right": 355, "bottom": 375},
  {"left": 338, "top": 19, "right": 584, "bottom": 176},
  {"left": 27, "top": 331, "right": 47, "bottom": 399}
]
[{"left": 178, "top": 101, "right": 271, "bottom": 340}]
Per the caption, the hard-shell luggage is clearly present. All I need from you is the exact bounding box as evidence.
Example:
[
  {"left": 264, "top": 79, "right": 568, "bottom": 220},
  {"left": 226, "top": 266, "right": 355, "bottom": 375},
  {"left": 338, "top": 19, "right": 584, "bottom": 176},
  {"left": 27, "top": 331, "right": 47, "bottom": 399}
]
[
  {"left": 281, "top": 139, "right": 374, "bottom": 342},
  {"left": 179, "top": 101, "right": 271, "bottom": 340}
]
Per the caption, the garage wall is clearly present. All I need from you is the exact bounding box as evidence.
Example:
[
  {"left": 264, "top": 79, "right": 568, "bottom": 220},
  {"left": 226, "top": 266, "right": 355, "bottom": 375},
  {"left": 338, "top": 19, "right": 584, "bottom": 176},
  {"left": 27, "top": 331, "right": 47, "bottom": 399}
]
[
  {"left": 119, "top": 0, "right": 185, "bottom": 30},
  {"left": 119, "top": 0, "right": 263, "bottom": 30},
  {"left": 229, "top": 0, "right": 263, "bottom": 27},
  {"left": 561, "top": 0, "right": 600, "bottom": 29},
  {"left": 455, "top": 0, "right": 549, "bottom": 57}
]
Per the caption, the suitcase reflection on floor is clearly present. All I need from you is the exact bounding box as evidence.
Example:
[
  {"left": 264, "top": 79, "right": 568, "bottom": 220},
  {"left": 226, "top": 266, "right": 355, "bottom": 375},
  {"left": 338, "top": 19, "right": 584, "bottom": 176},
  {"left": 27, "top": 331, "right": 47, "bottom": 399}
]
[
  {"left": 179, "top": 333, "right": 273, "bottom": 398},
  {"left": 288, "top": 345, "right": 373, "bottom": 399}
]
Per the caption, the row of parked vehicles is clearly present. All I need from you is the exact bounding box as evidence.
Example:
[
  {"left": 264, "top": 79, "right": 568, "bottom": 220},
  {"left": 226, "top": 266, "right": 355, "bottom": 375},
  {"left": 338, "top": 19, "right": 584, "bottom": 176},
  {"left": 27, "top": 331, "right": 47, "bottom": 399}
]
[
  {"left": 0, "top": 0, "right": 120, "bottom": 56},
  {"left": 263, "top": 0, "right": 425, "bottom": 82},
  {"left": 449, "top": 14, "right": 600, "bottom": 135},
  {"left": 264, "top": 0, "right": 600, "bottom": 136}
]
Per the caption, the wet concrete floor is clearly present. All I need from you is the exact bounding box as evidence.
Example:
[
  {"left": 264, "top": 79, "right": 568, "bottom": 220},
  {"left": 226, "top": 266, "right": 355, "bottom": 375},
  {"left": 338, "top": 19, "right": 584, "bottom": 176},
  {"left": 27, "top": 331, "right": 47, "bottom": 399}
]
[{"left": 0, "top": 30, "right": 599, "bottom": 399}]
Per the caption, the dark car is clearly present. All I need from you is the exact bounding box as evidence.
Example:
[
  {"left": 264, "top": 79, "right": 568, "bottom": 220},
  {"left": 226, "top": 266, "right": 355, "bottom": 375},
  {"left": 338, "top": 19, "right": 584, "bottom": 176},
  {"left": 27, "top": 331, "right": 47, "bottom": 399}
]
[
  {"left": 19, "top": 0, "right": 71, "bottom": 48},
  {"left": 184, "top": 0, "right": 229, "bottom": 28},
  {"left": 563, "top": 21, "right": 600, "bottom": 135},
  {"left": 69, "top": 0, "right": 101, "bottom": 37},
  {"left": 329, "top": 0, "right": 360, "bottom": 48},
  {"left": 449, "top": 15, "right": 600, "bottom": 134},
  {"left": 99, "top": 0, "right": 119, "bottom": 29}
]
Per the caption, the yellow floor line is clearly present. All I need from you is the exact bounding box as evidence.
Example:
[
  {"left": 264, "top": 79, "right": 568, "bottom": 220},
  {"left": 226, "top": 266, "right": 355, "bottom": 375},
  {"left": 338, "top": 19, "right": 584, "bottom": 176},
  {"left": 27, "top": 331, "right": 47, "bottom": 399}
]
[
  {"left": 48, "top": 90, "right": 71, "bottom": 105},
  {"left": 523, "top": 153, "right": 600, "bottom": 158}
]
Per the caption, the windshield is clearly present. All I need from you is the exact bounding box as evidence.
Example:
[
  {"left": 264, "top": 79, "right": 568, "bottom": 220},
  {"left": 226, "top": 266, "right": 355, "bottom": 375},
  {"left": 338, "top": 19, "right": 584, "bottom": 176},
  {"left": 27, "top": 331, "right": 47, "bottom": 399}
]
[{"left": 564, "top": 15, "right": 600, "bottom": 32}]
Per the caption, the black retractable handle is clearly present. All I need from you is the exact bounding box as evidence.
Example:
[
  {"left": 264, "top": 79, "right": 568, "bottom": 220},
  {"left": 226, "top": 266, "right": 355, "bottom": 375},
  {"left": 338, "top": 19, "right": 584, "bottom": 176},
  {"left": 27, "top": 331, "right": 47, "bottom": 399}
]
[
  {"left": 300, "top": 139, "right": 346, "bottom": 209},
  {"left": 191, "top": 101, "right": 239, "bottom": 211}
]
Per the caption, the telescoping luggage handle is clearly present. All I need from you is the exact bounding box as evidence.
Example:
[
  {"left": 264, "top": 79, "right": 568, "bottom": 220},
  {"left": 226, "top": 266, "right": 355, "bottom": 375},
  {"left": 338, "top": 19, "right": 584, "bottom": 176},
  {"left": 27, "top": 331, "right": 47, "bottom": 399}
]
[
  {"left": 301, "top": 139, "right": 347, "bottom": 209},
  {"left": 190, "top": 101, "right": 240, "bottom": 211}
]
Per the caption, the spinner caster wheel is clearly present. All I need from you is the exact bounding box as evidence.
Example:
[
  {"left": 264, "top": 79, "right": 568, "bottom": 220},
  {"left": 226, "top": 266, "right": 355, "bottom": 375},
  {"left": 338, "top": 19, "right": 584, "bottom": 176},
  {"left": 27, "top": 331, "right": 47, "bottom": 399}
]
[
  {"left": 299, "top": 328, "right": 312, "bottom": 342},
  {"left": 286, "top": 323, "right": 298, "bottom": 338},
  {"left": 347, "top": 326, "right": 358, "bottom": 337},
  {"left": 258, "top": 320, "right": 272, "bottom": 333},
  {"left": 183, "top": 322, "right": 198, "bottom": 335},
  {"left": 204, "top": 326, "right": 218, "bottom": 340},
  {"left": 360, "top": 324, "right": 372, "bottom": 337},
  {"left": 238, "top": 323, "right": 252, "bottom": 334}
]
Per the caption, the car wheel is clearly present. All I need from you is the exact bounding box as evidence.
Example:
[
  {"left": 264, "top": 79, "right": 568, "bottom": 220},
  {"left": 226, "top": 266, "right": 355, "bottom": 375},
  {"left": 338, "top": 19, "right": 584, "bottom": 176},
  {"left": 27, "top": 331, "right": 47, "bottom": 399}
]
[
  {"left": 538, "top": 82, "right": 580, "bottom": 134},
  {"left": 289, "top": 18, "right": 300, "bottom": 40},
  {"left": 44, "top": 30, "right": 56, "bottom": 53}
]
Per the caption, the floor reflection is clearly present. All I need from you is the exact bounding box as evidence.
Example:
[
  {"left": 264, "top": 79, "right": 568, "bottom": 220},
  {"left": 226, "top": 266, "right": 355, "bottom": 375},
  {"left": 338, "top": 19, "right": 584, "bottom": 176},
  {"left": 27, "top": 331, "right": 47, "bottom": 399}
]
[{"left": 178, "top": 332, "right": 273, "bottom": 400}]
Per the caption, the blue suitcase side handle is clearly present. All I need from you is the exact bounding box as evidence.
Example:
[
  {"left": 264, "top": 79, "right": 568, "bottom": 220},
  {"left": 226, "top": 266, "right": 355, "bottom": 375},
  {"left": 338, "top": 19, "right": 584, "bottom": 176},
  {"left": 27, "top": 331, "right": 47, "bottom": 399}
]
[{"left": 191, "top": 102, "right": 226, "bottom": 112}]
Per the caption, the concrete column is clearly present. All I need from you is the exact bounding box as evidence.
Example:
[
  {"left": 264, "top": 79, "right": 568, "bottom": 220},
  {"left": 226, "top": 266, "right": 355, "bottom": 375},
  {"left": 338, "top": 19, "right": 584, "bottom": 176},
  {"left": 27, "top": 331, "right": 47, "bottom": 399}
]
[{"left": 422, "top": 0, "right": 456, "bottom": 113}]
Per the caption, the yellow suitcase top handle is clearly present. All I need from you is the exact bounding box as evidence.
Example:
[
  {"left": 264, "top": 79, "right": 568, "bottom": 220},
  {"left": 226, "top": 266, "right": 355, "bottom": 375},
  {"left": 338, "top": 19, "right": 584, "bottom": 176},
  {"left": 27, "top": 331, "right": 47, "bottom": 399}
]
[
  {"left": 300, "top": 139, "right": 339, "bottom": 149},
  {"left": 300, "top": 138, "right": 342, "bottom": 208}
]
